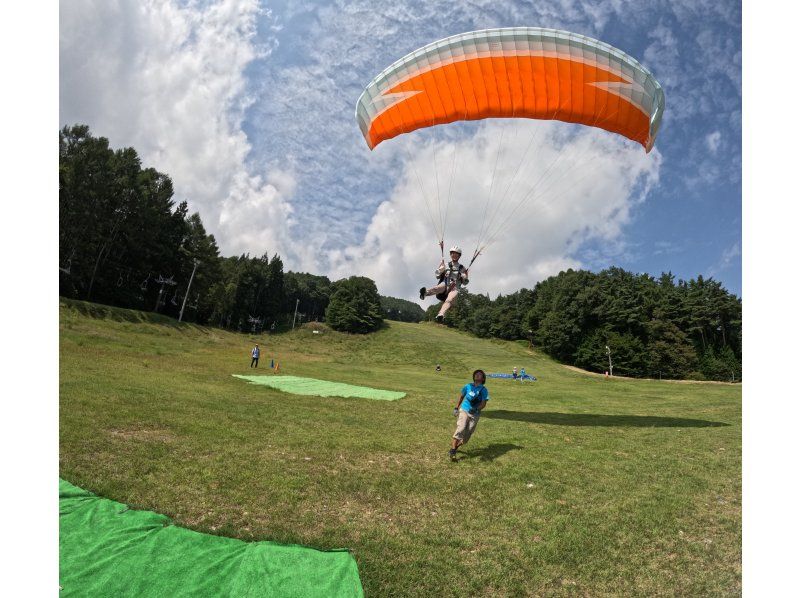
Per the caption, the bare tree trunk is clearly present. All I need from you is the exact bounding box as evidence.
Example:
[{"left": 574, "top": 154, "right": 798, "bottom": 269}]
[
  {"left": 86, "top": 240, "right": 111, "bottom": 300},
  {"left": 85, "top": 218, "right": 120, "bottom": 301}
]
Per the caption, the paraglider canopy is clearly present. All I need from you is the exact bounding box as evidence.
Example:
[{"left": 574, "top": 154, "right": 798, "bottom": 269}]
[
  {"left": 355, "top": 27, "right": 665, "bottom": 274},
  {"left": 355, "top": 27, "right": 664, "bottom": 152}
]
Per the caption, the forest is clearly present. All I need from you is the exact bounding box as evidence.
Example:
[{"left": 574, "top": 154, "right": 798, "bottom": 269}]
[
  {"left": 60, "top": 125, "right": 741, "bottom": 380},
  {"left": 426, "top": 268, "right": 741, "bottom": 381}
]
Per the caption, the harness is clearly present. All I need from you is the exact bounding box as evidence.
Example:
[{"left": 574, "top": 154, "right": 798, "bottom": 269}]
[{"left": 436, "top": 261, "right": 465, "bottom": 301}]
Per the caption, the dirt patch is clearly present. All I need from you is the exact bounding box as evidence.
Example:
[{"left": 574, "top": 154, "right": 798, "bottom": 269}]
[{"left": 108, "top": 428, "right": 177, "bottom": 442}]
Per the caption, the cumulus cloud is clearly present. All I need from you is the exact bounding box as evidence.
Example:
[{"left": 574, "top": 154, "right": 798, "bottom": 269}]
[
  {"left": 328, "top": 121, "right": 660, "bottom": 300},
  {"left": 59, "top": 0, "right": 734, "bottom": 293},
  {"left": 60, "top": 0, "right": 303, "bottom": 261},
  {"left": 242, "top": 0, "right": 626, "bottom": 253}
]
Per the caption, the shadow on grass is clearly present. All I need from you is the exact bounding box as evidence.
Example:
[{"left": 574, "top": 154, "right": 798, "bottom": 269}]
[
  {"left": 459, "top": 443, "right": 524, "bottom": 462},
  {"left": 482, "top": 410, "right": 729, "bottom": 428}
]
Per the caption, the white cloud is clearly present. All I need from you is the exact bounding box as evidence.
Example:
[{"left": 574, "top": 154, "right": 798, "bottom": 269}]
[
  {"left": 60, "top": 0, "right": 302, "bottom": 261},
  {"left": 328, "top": 121, "right": 660, "bottom": 300},
  {"left": 706, "top": 131, "right": 722, "bottom": 154},
  {"left": 652, "top": 240, "right": 684, "bottom": 256},
  {"left": 242, "top": 0, "right": 624, "bottom": 252},
  {"left": 59, "top": 0, "right": 729, "bottom": 292},
  {"left": 707, "top": 241, "right": 740, "bottom": 278},
  {"left": 644, "top": 24, "right": 684, "bottom": 120}
]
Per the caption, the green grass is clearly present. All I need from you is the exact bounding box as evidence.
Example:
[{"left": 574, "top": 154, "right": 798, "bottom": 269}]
[{"left": 60, "top": 298, "right": 741, "bottom": 596}]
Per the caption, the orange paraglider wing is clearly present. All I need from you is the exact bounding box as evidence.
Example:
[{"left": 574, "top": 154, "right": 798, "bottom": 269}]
[{"left": 356, "top": 28, "right": 665, "bottom": 152}]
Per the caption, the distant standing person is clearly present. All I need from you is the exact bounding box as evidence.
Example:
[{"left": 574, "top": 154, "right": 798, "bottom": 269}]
[
  {"left": 250, "top": 343, "right": 260, "bottom": 368},
  {"left": 449, "top": 369, "right": 489, "bottom": 461},
  {"left": 512, "top": 366, "right": 518, "bottom": 380}
]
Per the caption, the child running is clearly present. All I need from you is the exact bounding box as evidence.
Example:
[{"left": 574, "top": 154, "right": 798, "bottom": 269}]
[{"left": 449, "top": 369, "right": 489, "bottom": 461}]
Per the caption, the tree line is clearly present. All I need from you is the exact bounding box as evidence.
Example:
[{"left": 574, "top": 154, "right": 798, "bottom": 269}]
[
  {"left": 426, "top": 267, "right": 741, "bottom": 381},
  {"left": 59, "top": 125, "right": 420, "bottom": 334},
  {"left": 61, "top": 125, "right": 741, "bottom": 379}
]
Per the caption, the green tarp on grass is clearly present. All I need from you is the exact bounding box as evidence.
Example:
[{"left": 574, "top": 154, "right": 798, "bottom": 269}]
[
  {"left": 233, "top": 375, "right": 406, "bottom": 401},
  {"left": 59, "top": 479, "right": 363, "bottom": 597}
]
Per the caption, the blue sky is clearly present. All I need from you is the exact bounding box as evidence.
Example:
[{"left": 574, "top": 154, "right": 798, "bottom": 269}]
[{"left": 60, "top": 0, "right": 741, "bottom": 298}]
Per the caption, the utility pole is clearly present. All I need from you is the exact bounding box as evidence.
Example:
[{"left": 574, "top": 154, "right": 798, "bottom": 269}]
[
  {"left": 605, "top": 345, "right": 613, "bottom": 377},
  {"left": 179, "top": 260, "right": 200, "bottom": 322},
  {"left": 291, "top": 298, "right": 300, "bottom": 330}
]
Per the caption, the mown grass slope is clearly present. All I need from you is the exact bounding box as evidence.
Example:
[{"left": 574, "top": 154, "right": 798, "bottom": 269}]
[{"left": 60, "top": 299, "right": 741, "bottom": 596}]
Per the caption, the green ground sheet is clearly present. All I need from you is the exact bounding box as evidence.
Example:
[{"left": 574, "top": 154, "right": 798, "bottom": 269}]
[
  {"left": 59, "top": 479, "right": 363, "bottom": 597},
  {"left": 233, "top": 374, "right": 406, "bottom": 401}
]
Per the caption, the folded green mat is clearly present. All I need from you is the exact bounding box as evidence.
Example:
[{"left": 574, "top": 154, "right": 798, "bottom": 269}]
[
  {"left": 59, "top": 479, "right": 363, "bottom": 597},
  {"left": 233, "top": 374, "right": 406, "bottom": 401}
]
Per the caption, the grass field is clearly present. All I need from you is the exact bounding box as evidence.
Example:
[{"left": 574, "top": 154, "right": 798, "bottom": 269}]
[{"left": 59, "top": 298, "right": 741, "bottom": 596}]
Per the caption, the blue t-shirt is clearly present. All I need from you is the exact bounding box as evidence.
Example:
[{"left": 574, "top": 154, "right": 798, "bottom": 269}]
[{"left": 460, "top": 383, "right": 489, "bottom": 415}]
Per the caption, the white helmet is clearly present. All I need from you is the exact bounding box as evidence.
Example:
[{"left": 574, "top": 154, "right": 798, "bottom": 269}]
[{"left": 449, "top": 245, "right": 462, "bottom": 255}]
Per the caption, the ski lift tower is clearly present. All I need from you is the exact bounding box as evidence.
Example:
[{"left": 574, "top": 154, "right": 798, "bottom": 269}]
[
  {"left": 178, "top": 259, "right": 200, "bottom": 322},
  {"left": 154, "top": 275, "right": 176, "bottom": 312},
  {"left": 247, "top": 315, "right": 263, "bottom": 334}
]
